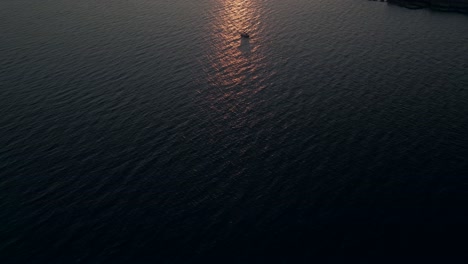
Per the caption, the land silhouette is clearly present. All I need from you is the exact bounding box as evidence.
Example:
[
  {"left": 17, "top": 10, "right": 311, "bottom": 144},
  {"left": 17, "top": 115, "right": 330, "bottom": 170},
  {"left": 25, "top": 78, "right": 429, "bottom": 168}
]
[{"left": 388, "top": 0, "right": 468, "bottom": 13}]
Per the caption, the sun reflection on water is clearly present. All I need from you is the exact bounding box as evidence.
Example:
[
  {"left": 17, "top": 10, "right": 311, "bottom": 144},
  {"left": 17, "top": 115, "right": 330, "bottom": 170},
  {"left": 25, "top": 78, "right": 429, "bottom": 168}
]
[
  {"left": 195, "top": 0, "right": 271, "bottom": 141},
  {"left": 205, "top": 0, "right": 264, "bottom": 89}
]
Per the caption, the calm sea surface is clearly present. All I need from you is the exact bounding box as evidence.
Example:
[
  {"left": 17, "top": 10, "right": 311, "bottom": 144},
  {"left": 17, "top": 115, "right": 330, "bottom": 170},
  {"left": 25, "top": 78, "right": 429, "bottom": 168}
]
[{"left": 1, "top": 0, "right": 468, "bottom": 262}]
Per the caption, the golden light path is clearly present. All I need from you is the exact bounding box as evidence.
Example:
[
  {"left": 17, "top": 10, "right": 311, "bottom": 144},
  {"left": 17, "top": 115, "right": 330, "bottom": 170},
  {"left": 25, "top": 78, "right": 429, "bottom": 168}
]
[
  {"left": 206, "top": 0, "right": 264, "bottom": 89},
  {"left": 197, "top": 0, "right": 270, "bottom": 141}
]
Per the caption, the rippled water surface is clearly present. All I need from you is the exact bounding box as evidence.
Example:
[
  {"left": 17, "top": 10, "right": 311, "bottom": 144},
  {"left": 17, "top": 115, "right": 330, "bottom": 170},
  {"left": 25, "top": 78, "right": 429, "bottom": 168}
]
[{"left": 1, "top": 0, "right": 468, "bottom": 261}]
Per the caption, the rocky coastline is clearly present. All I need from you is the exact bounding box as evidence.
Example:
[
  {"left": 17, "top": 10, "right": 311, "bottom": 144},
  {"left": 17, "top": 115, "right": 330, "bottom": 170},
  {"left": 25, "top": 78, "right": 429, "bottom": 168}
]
[{"left": 387, "top": 0, "right": 468, "bottom": 13}]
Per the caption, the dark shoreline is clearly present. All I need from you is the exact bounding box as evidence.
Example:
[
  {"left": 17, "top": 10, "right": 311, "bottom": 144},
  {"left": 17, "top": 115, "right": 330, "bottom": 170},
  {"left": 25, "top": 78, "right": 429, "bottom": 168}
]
[{"left": 387, "top": 0, "right": 468, "bottom": 14}]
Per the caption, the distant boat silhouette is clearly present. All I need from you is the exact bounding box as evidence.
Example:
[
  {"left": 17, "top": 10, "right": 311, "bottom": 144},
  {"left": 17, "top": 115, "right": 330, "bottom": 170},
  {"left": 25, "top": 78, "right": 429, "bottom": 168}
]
[{"left": 240, "top": 32, "right": 250, "bottom": 39}]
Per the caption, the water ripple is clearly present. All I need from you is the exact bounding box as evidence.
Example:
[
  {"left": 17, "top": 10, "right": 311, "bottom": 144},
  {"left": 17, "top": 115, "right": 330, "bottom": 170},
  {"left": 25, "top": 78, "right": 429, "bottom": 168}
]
[{"left": 1, "top": 0, "right": 468, "bottom": 260}]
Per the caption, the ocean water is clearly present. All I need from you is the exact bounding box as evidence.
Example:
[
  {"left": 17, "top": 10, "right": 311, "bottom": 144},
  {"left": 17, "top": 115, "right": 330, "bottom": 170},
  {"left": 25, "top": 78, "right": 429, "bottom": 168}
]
[{"left": 1, "top": 0, "right": 468, "bottom": 262}]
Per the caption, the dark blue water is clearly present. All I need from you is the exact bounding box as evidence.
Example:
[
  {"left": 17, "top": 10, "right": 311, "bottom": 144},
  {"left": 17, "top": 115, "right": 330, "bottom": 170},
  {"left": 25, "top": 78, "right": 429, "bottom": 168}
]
[{"left": 1, "top": 0, "right": 468, "bottom": 262}]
